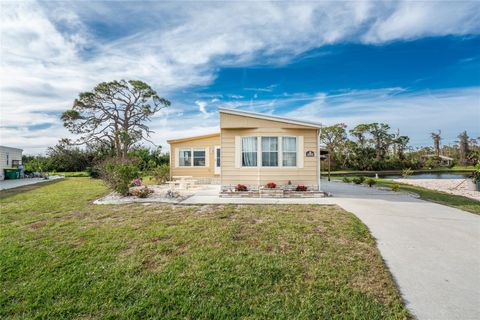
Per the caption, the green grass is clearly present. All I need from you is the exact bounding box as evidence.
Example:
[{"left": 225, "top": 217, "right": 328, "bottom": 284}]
[
  {"left": 47, "top": 171, "right": 90, "bottom": 177},
  {"left": 0, "top": 178, "right": 409, "bottom": 319},
  {"left": 331, "top": 176, "right": 479, "bottom": 215},
  {"left": 325, "top": 166, "right": 474, "bottom": 175},
  {"left": 375, "top": 179, "right": 480, "bottom": 215}
]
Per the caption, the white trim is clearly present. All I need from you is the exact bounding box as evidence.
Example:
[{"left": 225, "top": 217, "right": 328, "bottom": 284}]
[
  {"left": 282, "top": 136, "right": 297, "bottom": 167},
  {"left": 178, "top": 147, "right": 208, "bottom": 168},
  {"left": 234, "top": 136, "right": 241, "bottom": 168},
  {"left": 317, "top": 129, "right": 321, "bottom": 191},
  {"left": 204, "top": 147, "right": 210, "bottom": 167},
  {"left": 174, "top": 148, "right": 179, "bottom": 168},
  {"left": 219, "top": 107, "right": 322, "bottom": 129},
  {"left": 297, "top": 136, "right": 304, "bottom": 169},
  {"left": 260, "top": 136, "right": 279, "bottom": 167},
  {"left": 237, "top": 135, "right": 305, "bottom": 169}
]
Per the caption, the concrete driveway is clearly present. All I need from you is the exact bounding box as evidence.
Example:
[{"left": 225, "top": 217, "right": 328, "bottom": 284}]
[
  {"left": 0, "top": 176, "right": 64, "bottom": 191},
  {"left": 182, "top": 181, "right": 480, "bottom": 320},
  {"left": 321, "top": 181, "right": 480, "bottom": 320}
]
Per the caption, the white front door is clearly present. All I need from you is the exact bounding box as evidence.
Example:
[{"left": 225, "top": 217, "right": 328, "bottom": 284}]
[{"left": 214, "top": 146, "right": 221, "bottom": 175}]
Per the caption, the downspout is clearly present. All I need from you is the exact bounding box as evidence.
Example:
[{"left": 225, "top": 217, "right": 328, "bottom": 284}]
[
  {"left": 169, "top": 145, "right": 172, "bottom": 181},
  {"left": 317, "top": 128, "right": 321, "bottom": 191}
]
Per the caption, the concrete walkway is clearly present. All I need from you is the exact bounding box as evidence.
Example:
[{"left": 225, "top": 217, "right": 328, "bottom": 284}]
[
  {"left": 0, "top": 176, "right": 64, "bottom": 191},
  {"left": 182, "top": 181, "right": 480, "bottom": 320}
]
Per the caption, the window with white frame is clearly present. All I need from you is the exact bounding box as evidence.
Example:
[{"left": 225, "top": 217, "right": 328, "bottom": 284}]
[
  {"left": 216, "top": 148, "right": 221, "bottom": 167},
  {"left": 261, "top": 137, "right": 278, "bottom": 167},
  {"left": 179, "top": 149, "right": 191, "bottom": 166},
  {"left": 242, "top": 137, "right": 257, "bottom": 166},
  {"left": 193, "top": 149, "right": 206, "bottom": 166},
  {"left": 282, "top": 137, "right": 297, "bottom": 167}
]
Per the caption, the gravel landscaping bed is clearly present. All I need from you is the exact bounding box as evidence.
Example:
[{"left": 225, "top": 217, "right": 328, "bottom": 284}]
[
  {"left": 397, "top": 178, "right": 479, "bottom": 201},
  {"left": 93, "top": 184, "right": 204, "bottom": 204}
]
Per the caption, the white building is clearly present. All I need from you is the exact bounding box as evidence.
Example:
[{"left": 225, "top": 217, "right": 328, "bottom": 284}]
[{"left": 0, "top": 146, "right": 23, "bottom": 180}]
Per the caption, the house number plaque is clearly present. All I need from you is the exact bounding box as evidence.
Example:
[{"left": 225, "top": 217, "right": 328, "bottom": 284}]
[{"left": 305, "top": 151, "right": 315, "bottom": 157}]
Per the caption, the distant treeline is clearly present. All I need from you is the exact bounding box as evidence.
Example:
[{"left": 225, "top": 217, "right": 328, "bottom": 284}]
[
  {"left": 22, "top": 142, "right": 169, "bottom": 173},
  {"left": 320, "top": 123, "right": 479, "bottom": 171}
]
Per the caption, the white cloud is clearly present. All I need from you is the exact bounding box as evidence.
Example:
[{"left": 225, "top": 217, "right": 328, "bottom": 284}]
[
  {"left": 285, "top": 87, "right": 480, "bottom": 147},
  {"left": 363, "top": 1, "right": 480, "bottom": 43},
  {"left": 1, "top": 0, "right": 479, "bottom": 153},
  {"left": 195, "top": 100, "right": 209, "bottom": 116}
]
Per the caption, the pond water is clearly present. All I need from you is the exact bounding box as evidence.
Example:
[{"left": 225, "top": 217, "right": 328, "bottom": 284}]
[{"left": 381, "top": 172, "right": 471, "bottom": 180}]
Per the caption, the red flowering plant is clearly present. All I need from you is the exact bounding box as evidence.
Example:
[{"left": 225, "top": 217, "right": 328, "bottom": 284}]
[
  {"left": 130, "top": 186, "right": 154, "bottom": 198},
  {"left": 265, "top": 182, "right": 277, "bottom": 189},
  {"left": 235, "top": 184, "right": 248, "bottom": 191},
  {"left": 131, "top": 178, "right": 142, "bottom": 187},
  {"left": 295, "top": 185, "right": 308, "bottom": 191}
]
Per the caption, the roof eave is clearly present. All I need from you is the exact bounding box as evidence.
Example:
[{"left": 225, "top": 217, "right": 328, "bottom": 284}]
[{"left": 219, "top": 108, "right": 322, "bottom": 129}]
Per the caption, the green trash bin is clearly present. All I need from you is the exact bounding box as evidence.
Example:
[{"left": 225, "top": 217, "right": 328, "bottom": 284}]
[{"left": 4, "top": 169, "right": 19, "bottom": 179}]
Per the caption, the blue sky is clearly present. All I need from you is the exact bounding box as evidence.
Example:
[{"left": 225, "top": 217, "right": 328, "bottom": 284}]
[{"left": 1, "top": 1, "right": 479, "bottom": 153}]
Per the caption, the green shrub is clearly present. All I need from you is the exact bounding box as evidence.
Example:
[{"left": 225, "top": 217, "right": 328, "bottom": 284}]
[
  {"left": 342, "top": 177, "right": 351, "bottom": 183},
  {"left": 366, "top": 178, "right": 376, "bottom": 187},
  {"left": 150, "top": 164, "right": 170, "bottom": 184},
  {"left": 86, "top": 167, "right": 100, "bottom": 178},
  {"left": 401, "top": 168, "right": 413, "bottom": 178},
  {"left": 99, "top": 157, "right": 140, "bottom": 196},
  {"left": 392, "top": 184, "right": 400, "bottom": 192},
  {"left": 352, "top": 176, "right": 366, "bottom": 184}
]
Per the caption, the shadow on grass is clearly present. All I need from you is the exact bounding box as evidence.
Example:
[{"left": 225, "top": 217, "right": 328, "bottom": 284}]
[{"left": 0, "top": 179, "right": 64, "bottom": 200}]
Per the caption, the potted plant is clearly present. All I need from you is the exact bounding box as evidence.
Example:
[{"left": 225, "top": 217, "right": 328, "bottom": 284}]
[
  {"left": 265, "top": 182, "right": 276, "bottom": 189},
  {"left": 235, "top": 184, "right": 248, "bottom": 192},
  {"left": 295, "top": 185, "right": 307, "bottom": 192}
]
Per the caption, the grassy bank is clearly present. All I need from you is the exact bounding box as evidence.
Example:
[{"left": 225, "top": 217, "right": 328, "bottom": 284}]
[
  {"left": 0, "top": 178, "right": 409, "bottom": 319},
  {"left": 47, "top": 171, "right": 89, "bottom": 177},
  {"left": 332, "top": 176, "right": 479, "bottom": 215},
  {"left": 324, "top": 166, "right": 474, "bottom": 176},
  {"left": 375, "top": 179, "right": 479, "bottom": 215}
]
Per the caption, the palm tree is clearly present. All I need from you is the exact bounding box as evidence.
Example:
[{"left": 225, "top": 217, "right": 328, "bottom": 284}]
[
  {"left": 431, "top": 130, "right": 441, "bottom": 157},
  {"left": 458, "top": 131, "right": 469, "bottom": 166}
]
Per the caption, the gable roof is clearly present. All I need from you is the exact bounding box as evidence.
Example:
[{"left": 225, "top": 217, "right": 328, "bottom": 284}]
[
  {"left": 167, "top": 133, "right": 220, "bottom": 144},
  {"left": 219, "top": 108, "right": 322, "bottom": 129}
]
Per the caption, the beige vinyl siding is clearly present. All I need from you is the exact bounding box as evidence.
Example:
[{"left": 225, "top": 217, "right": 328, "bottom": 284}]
[
  {"left": 220, "top": 113, "right": 319, "bottom": 188},
  {"left": 0, "top": 146, "right": 23, "bottom": 180},
  {"left": 221, "top": 112, "right": 318, "bottom": 129},
  {"left": 168, "top": 135, "right": 221, "bottom": 182}
]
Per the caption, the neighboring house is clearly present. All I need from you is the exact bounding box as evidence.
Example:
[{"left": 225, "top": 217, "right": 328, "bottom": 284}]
[
  {"left": 0, "top": 146, "right": 23, "bottom": 180},
  {"left": 421, "top": 154, "right": 454, "bottom": 167},
  {"left": 168, "top": 108, "right": 322, "bottom": 190}
]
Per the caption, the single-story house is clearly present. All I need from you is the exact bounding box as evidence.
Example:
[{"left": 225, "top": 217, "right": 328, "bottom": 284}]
[
  {"left": 0, "top": 145, "right": 23, "bottom": 180},
  {"left": 167, "top": 108, "right": 322, "bottom": 190},
  {"left": 421, "top": 154, "right": 454, "bottom": 167}
]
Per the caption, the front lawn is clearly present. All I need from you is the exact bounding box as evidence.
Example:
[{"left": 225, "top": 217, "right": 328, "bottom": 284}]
[{"left": 0, "top": 178, "right": 409, "bottom": 319}]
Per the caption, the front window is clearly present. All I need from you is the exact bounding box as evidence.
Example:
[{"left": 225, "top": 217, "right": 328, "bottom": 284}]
[
  {"left": 179, "top": 149, "right": 191, "bottom": 166},
  {"left": 242, "top": 137, "right": 257, "bottom": 167},
  {"left": 216, "top": 148, "right": 221, "bottom": 167},
  {"left": 262, "top": 137, "right": 278, "bottom": 167},
  {"left": 282, "top": 137, "right": 297, "bottom": 167},
  {"left": 193, "top": 149, "right": 206, "bottom": 166}
]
